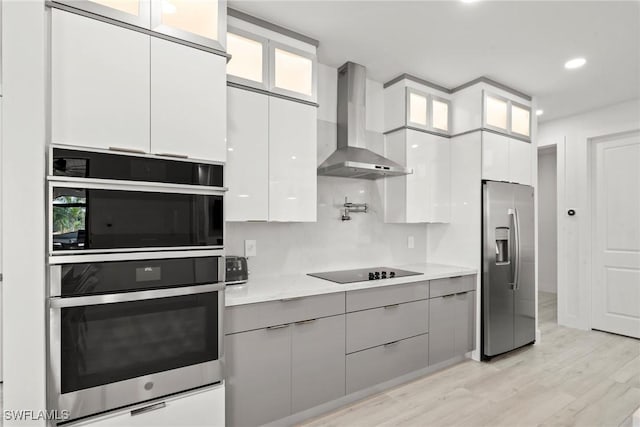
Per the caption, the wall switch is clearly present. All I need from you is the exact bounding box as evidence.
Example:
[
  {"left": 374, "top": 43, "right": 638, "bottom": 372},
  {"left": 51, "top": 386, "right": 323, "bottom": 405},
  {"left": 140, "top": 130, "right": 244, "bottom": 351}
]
[
  {"left": 244, "top": 240, "right": 257, "bottom": 257},
  {"left": 407, "top": 236, "right": 415, "bottom": 249}
]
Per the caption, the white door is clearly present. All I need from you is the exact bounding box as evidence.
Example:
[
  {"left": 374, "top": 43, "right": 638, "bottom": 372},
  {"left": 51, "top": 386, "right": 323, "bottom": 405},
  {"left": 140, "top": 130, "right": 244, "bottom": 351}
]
[{"left": 592, "top": 131, "right": 640, "bottom": 338}]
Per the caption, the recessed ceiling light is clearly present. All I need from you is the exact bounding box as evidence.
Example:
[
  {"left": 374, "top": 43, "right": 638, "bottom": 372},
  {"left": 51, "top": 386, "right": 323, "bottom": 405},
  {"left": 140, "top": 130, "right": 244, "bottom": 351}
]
[
  {"left": 564, "top": 57, "right": 586, "bottom": 69},
  {"left": 536, "top": 109, "right": 544, "bottom": 116},
  {"left": 461, "top": 0, "right": 478, "bottom": 3}
]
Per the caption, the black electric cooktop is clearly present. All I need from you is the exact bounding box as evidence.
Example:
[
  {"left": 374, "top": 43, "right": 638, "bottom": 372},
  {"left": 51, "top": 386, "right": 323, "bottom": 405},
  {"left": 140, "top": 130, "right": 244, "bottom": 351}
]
[{"left": 308, "top": 267, "right": 421, "bottom": 284}]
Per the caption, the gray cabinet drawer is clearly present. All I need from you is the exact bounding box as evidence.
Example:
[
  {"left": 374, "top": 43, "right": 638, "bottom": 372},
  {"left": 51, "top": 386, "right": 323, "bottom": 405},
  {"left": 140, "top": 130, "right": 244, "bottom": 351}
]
[
  {"left": 346, "top": 300, "right": 428, "bottom": 353},
  {"left": 429, "top": 275, "right": 475, "bottom": 298},
  {"left": 346, "top": 334, "right": 429, "bottom": 394},
  {"left": 225, "top": 292, "right": 345, "bottom": 334},
  {"left": 346, "top": 281, "right": 428, "bottom": 312}
]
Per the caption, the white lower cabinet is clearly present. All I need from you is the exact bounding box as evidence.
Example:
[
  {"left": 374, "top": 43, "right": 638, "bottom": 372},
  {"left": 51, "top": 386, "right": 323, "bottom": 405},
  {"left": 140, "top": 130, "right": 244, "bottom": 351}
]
[
  {"left": 226, "top": 87, "right": 269, "bottom": 221},
  {"left": 51, "top": 9, "right": 150, "bottom": 152},
  {"left": 71, "top": 385, "right": 225, "bottom": 427},
  {"left": 150, "top": 38, "right": 227, "bottom": 162},
  {"left": 384, "top": 129, "right": 450, "bottom": 223},
  {"left": 481, "top": 131, "right": 532, "bottom": 185},
  {"left": 226, "top": 87, "right": 317, "bottom": 222}
]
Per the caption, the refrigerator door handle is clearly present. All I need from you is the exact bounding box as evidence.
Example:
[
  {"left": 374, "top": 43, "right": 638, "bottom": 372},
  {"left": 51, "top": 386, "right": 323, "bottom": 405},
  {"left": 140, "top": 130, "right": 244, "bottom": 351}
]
[{"left": 512, "top": 208, "right": 521, "bottom": 290}]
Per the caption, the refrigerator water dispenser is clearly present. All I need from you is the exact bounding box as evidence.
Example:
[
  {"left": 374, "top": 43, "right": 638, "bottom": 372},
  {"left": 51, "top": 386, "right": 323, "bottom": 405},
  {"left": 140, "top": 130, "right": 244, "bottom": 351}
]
[{"left": 495, "top": 227, "right": 510, "bottom": 264}]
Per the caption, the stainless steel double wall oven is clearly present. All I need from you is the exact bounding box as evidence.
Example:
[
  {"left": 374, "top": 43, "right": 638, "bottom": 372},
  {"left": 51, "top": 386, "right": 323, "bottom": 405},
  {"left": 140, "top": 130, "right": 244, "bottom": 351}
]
[{"left": 47, "top": 145, "right": 226, "bottom": 423}]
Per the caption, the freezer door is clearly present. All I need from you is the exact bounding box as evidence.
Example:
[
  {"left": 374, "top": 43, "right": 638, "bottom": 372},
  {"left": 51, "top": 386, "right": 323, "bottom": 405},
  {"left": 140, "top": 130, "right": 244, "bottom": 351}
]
[
  {"left": 513, "top": 184, "right": 536, "bottom": 348},
  {"left": 483, "top": 181, "right": 515, "bottom": 357}
]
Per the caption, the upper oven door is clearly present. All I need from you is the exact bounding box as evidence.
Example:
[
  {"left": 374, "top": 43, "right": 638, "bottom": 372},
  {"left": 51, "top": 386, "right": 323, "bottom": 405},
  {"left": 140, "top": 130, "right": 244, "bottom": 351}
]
[
  {"left": 49, "top": 180, "right": 224, "bottom": 255},
  {"left": 49, "top": 283, "right": 225, "bottom": 421}
]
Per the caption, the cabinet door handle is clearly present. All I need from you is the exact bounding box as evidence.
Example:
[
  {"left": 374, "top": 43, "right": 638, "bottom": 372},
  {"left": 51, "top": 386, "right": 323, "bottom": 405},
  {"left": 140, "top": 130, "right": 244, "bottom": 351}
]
[
  {"left": 131, "top": 402, "right": 166, "bottom": 416},
  {"left": 456, "top": 292, "right": 468, "bottom": 296},
  {"left": 295, "top": 318, "right": 317, "bottom": 325},
  {"left": 280, "top": 297, "right": 303, "bottom": 302},
  {"left": 266, "top": 324, "right": 290, "bottom": 330},
  {"left": 155, "top": 152, "right": 189, "bottom": 159},
  {"left": 442, "top": 294, "right": 456, "bottom": 299},
  {"left": 384, "top": 304, "right": 400, "bottom": 309},
  {"left": 384, "top": 340, "right": 400, "bottom": 347},
  {"left": 450, "top": 275, "right": 463, "bottom": 279},
  {"left": 109, "top": 146, "right": 147, "bottom": 155}
]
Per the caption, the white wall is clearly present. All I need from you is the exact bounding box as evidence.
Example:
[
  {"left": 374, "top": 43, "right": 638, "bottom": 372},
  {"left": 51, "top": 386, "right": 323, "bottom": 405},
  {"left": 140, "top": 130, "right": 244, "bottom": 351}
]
[
  {"left": 2, "top": 1, "right": 48, "bottom": 424},
  {"left": 226, "top": 64, "right": 428, "bottom": 277},
  {"left": 537, "top": 147, "right": 557, "bottom": 293},
  {"left": 538, "top": 98, "right": 640, "bottom": 330}
]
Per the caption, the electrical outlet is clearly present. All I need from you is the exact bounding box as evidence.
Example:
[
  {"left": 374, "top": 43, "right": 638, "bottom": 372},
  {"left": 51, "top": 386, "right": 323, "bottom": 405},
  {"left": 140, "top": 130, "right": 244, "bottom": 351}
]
[
  {"left": 244, "top": 240, "right": 257, "bottom": 257},
  {"left": 407, "top": 236, "right": 415, "bottom": 249}
]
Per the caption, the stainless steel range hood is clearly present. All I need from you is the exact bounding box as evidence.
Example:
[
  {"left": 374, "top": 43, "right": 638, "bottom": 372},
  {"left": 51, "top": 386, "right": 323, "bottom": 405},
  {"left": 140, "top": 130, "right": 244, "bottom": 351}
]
[{"left": 317, "top": 62, "right": 412, "bottom": 180}]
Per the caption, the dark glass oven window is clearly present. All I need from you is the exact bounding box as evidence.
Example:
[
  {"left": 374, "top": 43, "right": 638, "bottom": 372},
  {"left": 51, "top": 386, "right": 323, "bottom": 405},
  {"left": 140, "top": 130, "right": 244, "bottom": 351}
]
[
  {"left": 60, "top": 292, "right": 219, "bottom": 394},
  {"left": 52, "top": 187, "right": 223, "bottom": 250}
]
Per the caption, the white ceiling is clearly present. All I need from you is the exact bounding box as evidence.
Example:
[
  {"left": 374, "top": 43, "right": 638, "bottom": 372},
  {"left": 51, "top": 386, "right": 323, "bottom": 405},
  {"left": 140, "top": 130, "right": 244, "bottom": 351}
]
[{"left": 228, "top": 0, "right": 640, "bottom": 122}]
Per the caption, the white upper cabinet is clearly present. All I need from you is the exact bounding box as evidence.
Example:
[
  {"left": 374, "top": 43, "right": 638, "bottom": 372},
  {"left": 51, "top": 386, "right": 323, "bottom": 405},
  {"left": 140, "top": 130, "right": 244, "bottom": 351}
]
[
  {"left": 384, "top": 81, "right": 451, "bottom": 135},
  {"left": 151, "top": 0, "right": 226, "bottom": 51},
  {"left": 385, "top": 129, "right": 450, "bottom": 223},
  {"left": 150, "top": 37, "right": 227, "bottom": 162},
  {"left": 52, "top": 0, "right": 226, "bottom": 51},
  {"left": 226, "top": 87, "right": 269, "bottom": 221},
  {"left": 51, "top": 9, "right": 150, "bottom": 153},
  {"left": 53, "top": 0, "right": 151, "bottom": 27},
  {"left": 269, "top": 97, "right": 317, "bottom": 222},
  {"left": 481, "top": 131, "right": 531, "bottom": 185},
  {"left": 226, "top": 28, "right": 268, "bottom": 89},
  {"left": 225, "top": 20, "right": 318, "bottom": 103},
  {"left": 483, "top": 91, "right": 532, "bottom": 140}
]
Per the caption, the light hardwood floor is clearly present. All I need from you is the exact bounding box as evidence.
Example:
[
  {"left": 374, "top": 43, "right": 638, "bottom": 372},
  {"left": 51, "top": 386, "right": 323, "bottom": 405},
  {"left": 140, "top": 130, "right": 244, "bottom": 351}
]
[{"left": 300, "top": 292, "right": 640, "bottom": 427}]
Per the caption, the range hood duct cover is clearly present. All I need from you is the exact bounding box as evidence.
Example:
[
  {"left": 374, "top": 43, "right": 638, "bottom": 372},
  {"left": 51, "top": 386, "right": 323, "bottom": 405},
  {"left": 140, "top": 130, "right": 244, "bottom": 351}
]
[{"left": 318, "top": 62, "right": 412, "bottom": 180}]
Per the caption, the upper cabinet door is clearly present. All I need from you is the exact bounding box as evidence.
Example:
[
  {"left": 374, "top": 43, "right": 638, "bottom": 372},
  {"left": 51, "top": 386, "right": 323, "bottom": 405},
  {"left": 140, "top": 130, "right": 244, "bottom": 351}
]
[
  {"left": 226, "top": 28, "right": 268, "bottom": 89},
  {"left": 53, "top": 0, "right": 151, "bottom": 27},
  {"left": 268, "top": 97, "right": 317, "bottom": 222},
  {"left": 51, "top": 9, "right": 150, "bottom": 153},
  {"left": 150, "top": 37, "right": 227, "bottom": 162},
  {"left": 484, "top": 93, "right": 509, "bottom": 132},
  {"left": 510, "top": 102, "right": 531, "bottom": 138},
  {"left": 406, "top": 88, "right": 428, "bottom": 130},
  {"left": 430, "top": 95, "right": 450, "bottom": 134},
  {"left": 269, "top": 43, "right": 317, "bottom": 103},
  {"left": 151, "top": 0, "right": 226, "bottom": 51}
]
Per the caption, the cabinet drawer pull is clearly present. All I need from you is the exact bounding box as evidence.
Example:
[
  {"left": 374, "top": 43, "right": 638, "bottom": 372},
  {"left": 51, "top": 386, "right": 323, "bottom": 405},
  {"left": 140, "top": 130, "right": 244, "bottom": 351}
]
[
  {"left": 109, "top": 146, "right": 146, "bottom": 155},
  {"left": 442, "top": 294, "right": 456, "bottom": 299},
  {"left": 450, "top": 275, "right": 463, "bottom": 279},
  {"left": 280, "top": 297, "right": 303, "bottom": 302},
  {"left": 295, "top": 318, "right": 317, "bottom": 325},
  {"left": 456, "top": 292, "right": 468, "bottom": 296},
  {"left": 384, "top": 340, "right": 400, "bottom": 347},
  {"left": 266, "top": 324, "right": 290, "bottom": 330},
  {"left": 384, "top": 304, "right": 400, "bottom": 309},
  {"left": 155, "top": 152, "right": 189, "bottom": 159},
  {"left": 131, "top": 402, "right": 166, "bottom": 416}
]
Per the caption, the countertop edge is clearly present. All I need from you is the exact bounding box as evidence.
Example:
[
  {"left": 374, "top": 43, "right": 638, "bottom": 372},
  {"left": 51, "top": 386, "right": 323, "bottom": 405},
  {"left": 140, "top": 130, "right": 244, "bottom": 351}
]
[{"left": 225, "top": 264, "right": 478, "bottom": 307}]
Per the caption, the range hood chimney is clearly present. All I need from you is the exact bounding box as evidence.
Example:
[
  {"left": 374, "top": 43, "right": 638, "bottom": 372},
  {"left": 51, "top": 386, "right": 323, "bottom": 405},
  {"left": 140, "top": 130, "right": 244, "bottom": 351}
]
[{"left": 317, "top": 62, "right": 412, "bottom": 180}]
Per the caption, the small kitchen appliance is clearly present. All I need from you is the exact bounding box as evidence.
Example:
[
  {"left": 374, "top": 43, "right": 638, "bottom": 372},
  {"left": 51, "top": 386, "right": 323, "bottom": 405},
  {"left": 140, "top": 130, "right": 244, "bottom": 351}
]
[{"left": 225, "top": 256, "right": 248, "bottom": 285}]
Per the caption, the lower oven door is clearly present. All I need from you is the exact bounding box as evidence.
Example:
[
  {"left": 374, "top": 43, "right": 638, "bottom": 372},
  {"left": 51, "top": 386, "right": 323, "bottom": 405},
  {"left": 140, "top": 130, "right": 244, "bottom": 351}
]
[{"left": 48, "top": 283, "right": 224, "bottom": 422}]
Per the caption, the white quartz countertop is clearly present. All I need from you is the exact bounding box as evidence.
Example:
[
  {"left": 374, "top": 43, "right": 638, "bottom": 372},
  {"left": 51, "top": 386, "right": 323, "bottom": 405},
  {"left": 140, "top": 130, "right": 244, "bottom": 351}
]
[{"left": 225, "top": 263, "right": 477, "bottom": 307}]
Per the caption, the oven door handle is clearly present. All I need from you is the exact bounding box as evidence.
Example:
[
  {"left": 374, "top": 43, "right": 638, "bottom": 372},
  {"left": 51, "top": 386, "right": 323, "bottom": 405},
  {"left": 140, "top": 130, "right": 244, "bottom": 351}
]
[{"left": 49, "top": 283, "right": 225, "bottom": 308}]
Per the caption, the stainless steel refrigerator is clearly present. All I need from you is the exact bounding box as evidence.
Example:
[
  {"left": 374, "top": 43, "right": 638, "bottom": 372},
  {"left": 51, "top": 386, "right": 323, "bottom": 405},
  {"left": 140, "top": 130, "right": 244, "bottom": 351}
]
[{"left": 482, "top": 181, "right": 535, "bottom": 359}]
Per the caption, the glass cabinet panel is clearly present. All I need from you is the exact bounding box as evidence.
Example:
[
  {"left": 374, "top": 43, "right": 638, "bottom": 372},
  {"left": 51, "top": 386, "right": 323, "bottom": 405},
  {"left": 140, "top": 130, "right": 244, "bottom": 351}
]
[
  {"left": 270, "top": 44, "right": 316, "bottom": 102},
  {"left": 485, "top": 94, "right": 509, "bottom": 130},
  {"left": 510, "top": 103, "right": 531, "bottom": 137},
  {"left": 92, "top": 0, "right": 140, "bottom": 16},
  {"left": 151, "top": 0, "right": 225, "bottom": 51},
  {"left": 431, "top": 97, "right": 450, "bottom": 132},
  {"left": 226, "top": 31, "right": 267, "bottom": 87},
  {"left": 407, "top": 90, "right": 428, "bottom": 127},
  {"left": 53, "top": 0, "right": 151, "bottom": 27}
]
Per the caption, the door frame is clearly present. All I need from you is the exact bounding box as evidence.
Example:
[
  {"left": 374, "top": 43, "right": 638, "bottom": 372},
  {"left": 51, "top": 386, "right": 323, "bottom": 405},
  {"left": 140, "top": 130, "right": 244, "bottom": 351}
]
[{"left": 589, "top": 129, "right": 640, "bottom": 331}]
